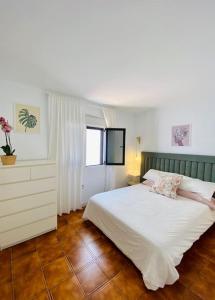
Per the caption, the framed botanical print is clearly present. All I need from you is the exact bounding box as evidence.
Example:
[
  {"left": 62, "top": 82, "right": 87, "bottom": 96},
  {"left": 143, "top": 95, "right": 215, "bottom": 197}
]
[{"left": 15, "top": 104, "right": 40, "bottom": 134}]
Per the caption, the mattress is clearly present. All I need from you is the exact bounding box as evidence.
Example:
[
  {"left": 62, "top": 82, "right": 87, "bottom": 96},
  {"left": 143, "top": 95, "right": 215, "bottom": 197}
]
[{"left": 83, "top": 184, "right": 215, "bottom": 290}]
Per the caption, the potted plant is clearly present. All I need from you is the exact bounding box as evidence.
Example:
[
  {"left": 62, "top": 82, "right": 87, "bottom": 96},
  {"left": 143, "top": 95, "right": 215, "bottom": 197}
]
[{"left": 0, "top": 116, "right": 16, "bottom": 165}]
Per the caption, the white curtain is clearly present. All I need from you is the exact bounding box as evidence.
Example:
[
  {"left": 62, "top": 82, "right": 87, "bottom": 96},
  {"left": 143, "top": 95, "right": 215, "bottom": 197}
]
[
  {"left": 48, "top": 92, "right": 85, "bottom": 215},
  {"left": 103, "top": 107, "right": 118, "bottom": 191}
]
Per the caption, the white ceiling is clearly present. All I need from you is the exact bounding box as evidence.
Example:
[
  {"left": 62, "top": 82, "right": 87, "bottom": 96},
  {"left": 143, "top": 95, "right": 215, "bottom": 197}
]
[{"left": 0, "top": 0, "right": 215, "bottom": 108}]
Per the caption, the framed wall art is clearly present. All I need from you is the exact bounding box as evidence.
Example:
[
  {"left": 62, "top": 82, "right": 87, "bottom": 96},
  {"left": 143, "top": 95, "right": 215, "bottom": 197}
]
[
  {"left": 171, "top": 124, "right": 191, "bottom": 147},
  {"left": 15, "top": 104, "right": 40, "bottom": 134}
]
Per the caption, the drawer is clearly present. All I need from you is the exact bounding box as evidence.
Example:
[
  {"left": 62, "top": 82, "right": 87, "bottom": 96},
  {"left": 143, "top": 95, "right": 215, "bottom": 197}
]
[
  {"left": 0, "top": 167, "right": 30, "bottom": 185},
  {"left": 31, "top": 165, "right": 56, "bottom": 180},
  {"left": 0, "top": 191, "right": 57, "bottom": 217},
  {"left": 0, "top": 177, "right": 56, "bottom": 201},
  {"left": 0, "top": 203, "right": 57, "bottom": 233},
  {"left": 0, "top": 216, "right": 57, "bottom": 249}
]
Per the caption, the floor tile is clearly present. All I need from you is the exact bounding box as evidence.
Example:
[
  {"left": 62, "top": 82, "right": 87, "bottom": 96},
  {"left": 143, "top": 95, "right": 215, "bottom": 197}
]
[
  {"left": 0, "top": 281, "right": 13, "bottom": 300},
  {"left": 12, "top": 251, "right": 41, "bottom": 279},
  {"left": 59, "top": 234, "right": 84, "bottom": 253},
  {"left": 51, "top": 276, "right": 85, "bottom": 300},
  {"left": 0, "top": 248, "right": 11, "bottom": 264},
  {"left": 38, "top": 243, "right": 64, "bottom": 266},
  {"left": 90, "top": 281, "right": 126, "bottom": 300},
  {"left": 0, "top": 248, "right": 12, "bottom": 284},
  {"left": 56, "top": 224, "right": 77, "bottom": 242},
  {"left": 79, "top": 226, "right": 102, "bottom": 244},
  {"left": 160, "top": 281, "right": 202, "bottom": 300},
  {"left": 14, "top": 269, "right": 46, "bottom": 300},
  {"left": 1, "top": 210, "right": 215, "bottom": 300},
  {"left": 74, "top": 220, "right": 93, "bottom": 231},
  {"left": 36, "top": 231, "right": 59, "bottom": 249},
  {"left": 87, "top": 237, "right": 115, "bottom": 258},
  {"left": 199, "top": 234, "right": 215, "bottom": 249},
  {"left": 0, "top": 261, "right": 12, "bottom": 284},
  {"left": 57, "top": 215, "right": 68, "bottom": 228},
  {"left": 97, "top": 249, "right": 128, "bottom": 279},
  {"left": 137, "top": 291, "right": 165, "bottom": 300},
  {"left": 200, "top": 259, "right": 215, "bottom": 280},
  {"left": 67, "top": 245, "right": 94, "bottom": 272},
  {"left": 66, "top": 210, "right": 84, "bottom": 225},
  {"left": 113, "top": 268, "right": 145, "bottom": 300},
  {"left": 35, "top": 290, "right": 51, "bottom": 300},
  {"left": 74, "top": 224, "right": 92, "bottom": 235},
  {"left": 198, "top": 246, "right": 215, "bottom": 263},
  {"left": 12, "top": 239, "right": 36, "bottom": 259},
  {"left": 187, "top": 272, "right": 215, "bottom": 299},
  {"left": 43, "top": 257, "right": 73, "bottom": 289},
  {"left": 76, "top": 261, "right": 108, "bottom": 294}
]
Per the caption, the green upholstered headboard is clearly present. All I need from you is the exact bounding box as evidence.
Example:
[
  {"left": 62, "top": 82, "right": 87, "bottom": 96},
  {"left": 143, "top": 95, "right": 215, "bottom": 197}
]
[{"left": 141, "top": 152, "right": 215, "bottom": 183}]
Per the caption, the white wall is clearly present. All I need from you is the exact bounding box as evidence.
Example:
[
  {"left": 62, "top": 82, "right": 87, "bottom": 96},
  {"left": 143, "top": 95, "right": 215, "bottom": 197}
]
[
  {"left": 136, "top": 99, "right": 215, "bottom": 155},
  {"left": 115, "top": 110, "right": 137, "bottom": 187},
  {"left": 0, "top": 80, "right": 48, "bottom": 160}
]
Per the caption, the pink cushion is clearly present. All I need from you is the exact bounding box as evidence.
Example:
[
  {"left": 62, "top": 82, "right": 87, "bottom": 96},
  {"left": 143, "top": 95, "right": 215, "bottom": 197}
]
[{"left": 150, "top": 175, "right": 182, "bottom": 199}]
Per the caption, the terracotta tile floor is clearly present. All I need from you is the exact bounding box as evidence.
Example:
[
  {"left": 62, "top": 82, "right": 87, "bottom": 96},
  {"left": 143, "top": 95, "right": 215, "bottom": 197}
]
[{"left": 1, "top": 209, "right": 215, "bottom": 299}]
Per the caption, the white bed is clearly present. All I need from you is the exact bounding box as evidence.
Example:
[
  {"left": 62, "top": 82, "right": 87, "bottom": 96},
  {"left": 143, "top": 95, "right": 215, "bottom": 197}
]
[{"left": 83, "top": 184, "right": 215, "bottom": 290}]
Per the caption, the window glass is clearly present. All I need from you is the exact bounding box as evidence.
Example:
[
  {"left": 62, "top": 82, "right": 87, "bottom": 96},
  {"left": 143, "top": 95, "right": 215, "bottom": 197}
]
[{"left": 86, "top": 127, "right": 103, "bottom": 166}]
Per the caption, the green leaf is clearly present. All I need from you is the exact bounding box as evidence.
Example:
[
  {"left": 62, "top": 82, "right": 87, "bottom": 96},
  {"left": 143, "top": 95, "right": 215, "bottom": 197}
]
[
  {"left": 1, "top": 145, "right": 11, "bottom": 155},
  {"left": 27, "top": 115, "right": 37, "bottom": 128},
  {"left": 18, "top": 109, "right": 29, "bottom": 117},
  {"left": 1, "top": 145, "right": 15, "bottom": 155},
  {"left": 18, "top": 109, "right": 37, "bottom": 130},
  {"left": 19, "top": 117, "right": 27, "bottom": 122}
]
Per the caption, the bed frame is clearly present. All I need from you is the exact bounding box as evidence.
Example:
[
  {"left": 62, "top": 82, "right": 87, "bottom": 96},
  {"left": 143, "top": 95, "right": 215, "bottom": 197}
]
[{"left": 141, "top": 152, "right": 215, "bottom": 183}]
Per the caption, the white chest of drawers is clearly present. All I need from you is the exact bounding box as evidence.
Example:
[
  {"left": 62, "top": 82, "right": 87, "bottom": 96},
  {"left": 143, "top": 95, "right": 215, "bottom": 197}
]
[{"left": 0, "top": 160, "right": 57, "bottom": 249}]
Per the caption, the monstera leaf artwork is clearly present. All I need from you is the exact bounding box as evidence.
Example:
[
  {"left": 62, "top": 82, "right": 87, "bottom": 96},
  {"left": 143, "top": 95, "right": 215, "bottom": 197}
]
[
  {"left": 15, "top": 104, "right": 40, "bottom": 133},
  {"left": 18, "top": 109, "right": 37, "bottom": 132}
]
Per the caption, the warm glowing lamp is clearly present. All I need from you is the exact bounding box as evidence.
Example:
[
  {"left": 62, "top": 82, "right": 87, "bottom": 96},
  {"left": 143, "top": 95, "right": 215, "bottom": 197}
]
[{"left": 127, "top": 136, "right": 142, "bottom": 185}]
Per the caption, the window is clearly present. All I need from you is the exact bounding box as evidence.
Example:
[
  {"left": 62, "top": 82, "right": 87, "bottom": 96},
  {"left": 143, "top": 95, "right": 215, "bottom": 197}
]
[
  {"left": 86, "top": 126, "right": 126, "bottom": 166},
  {"left": 86, "top": 127, "right": 103, "bottom": 166},
  {"left": 105, "top": 128, "right": 126, "bottom": 165}
]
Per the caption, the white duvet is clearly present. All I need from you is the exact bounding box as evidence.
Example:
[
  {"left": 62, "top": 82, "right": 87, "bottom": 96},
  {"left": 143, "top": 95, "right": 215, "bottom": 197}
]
[{"left": 83, "top": 184, "right": 215, "bottom": 290}]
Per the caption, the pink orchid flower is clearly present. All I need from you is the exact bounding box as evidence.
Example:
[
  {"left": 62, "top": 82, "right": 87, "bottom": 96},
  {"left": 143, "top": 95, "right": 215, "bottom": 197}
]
[
  {"left": 2, "top": 124, "right": 12, "bottom": 133},
  {"left": 0, "top": 117, "right": 13, "bottom": 132},
  {"left": 1, "top": 120, "right": 12, "bottom": 133},
  {"left": 0, "top": 116, "right": 6, "bottom": 125},
  {"left": 0, "top": 116, "right": 15, "bottom": 156}
]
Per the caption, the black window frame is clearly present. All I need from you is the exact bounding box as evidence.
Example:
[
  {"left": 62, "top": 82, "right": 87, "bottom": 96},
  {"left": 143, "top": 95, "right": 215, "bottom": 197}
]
[
  {"left": 86, "top": 126, "right": 104, "bottom": 166},
  {"left": 105, "top": 128, "right": 126, "bottom": 165}
]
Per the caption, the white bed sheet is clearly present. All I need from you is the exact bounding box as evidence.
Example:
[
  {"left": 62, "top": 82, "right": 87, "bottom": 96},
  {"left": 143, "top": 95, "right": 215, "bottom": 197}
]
[{"left": 83, "top": 184, "right": 215, "bottom": 290}]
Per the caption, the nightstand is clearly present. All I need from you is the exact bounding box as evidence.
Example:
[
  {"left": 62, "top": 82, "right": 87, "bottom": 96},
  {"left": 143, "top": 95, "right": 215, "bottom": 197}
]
[{"left": 127, "top": 174, "right": 140, "bottom": 186}]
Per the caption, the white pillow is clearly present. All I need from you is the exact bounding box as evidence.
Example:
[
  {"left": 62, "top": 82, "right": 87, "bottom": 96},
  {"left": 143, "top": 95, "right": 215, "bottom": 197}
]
[
  {"left": 143, "top": 169, "right": 215, "bottom": 201},
  {"left": 143, "top": 169, "right": 178, "bottom": 181},
  {"left": 143, "top": 169, "right": 165, "bottom": 181},
  {"left": 180, "top": 176, "right": 215, "bottom": 201}
]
